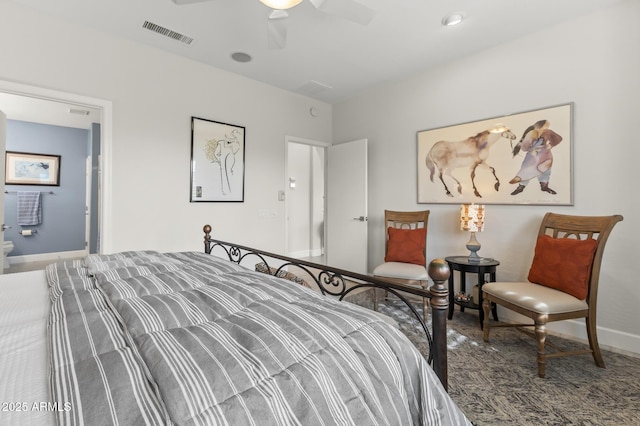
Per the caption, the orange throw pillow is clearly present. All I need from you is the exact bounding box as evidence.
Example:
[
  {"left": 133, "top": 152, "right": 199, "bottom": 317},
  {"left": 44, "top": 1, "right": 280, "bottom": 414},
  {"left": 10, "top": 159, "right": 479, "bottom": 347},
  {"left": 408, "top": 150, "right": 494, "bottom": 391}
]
[
  {"left": 384, "top": 227, "right": 426, "bottom": 266},
  {"left": 528, "top": 235, "right": 598, "bottom": 300}
]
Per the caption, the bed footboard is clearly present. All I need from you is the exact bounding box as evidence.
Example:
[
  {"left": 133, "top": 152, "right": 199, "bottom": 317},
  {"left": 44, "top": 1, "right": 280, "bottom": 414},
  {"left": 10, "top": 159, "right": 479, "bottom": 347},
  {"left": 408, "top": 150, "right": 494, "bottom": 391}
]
[{"left": 203, "top": 225, "right": 450, "bottom": 390}]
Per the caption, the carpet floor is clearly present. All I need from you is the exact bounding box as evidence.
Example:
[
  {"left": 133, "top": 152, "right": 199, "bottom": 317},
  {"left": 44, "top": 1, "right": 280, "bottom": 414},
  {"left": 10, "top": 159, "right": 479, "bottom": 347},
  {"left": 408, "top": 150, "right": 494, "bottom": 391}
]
[{"left": 353, "top": 294, "right": 640, "bottom": 426}]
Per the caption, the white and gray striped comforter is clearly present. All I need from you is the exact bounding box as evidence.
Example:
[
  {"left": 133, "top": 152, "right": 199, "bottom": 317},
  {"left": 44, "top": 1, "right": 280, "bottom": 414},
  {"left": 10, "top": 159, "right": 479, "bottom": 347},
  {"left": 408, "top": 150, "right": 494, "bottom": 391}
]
[{"left": 47, "top": 251, "right": 470, "bottom": 426}]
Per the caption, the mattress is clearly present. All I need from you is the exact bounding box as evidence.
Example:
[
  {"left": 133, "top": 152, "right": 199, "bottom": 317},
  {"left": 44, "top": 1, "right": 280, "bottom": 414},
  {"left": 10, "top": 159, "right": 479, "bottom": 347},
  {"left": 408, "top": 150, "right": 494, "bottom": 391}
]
[{"left": 0, "top": 270, "right": 55, "bottom": 426}]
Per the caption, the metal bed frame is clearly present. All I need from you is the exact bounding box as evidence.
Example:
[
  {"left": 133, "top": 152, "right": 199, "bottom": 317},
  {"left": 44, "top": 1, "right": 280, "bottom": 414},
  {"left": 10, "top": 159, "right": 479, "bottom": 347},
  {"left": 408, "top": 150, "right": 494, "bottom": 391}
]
[{"left": 203, "top": 225, "right": 451, "bottom": 390}]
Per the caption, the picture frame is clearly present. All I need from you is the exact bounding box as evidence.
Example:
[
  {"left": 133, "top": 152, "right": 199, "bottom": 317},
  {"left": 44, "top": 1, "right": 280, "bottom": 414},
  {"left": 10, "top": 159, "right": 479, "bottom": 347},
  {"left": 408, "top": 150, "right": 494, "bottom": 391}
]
[
  {"left": 190, "top": 117, "right": 246, "bottom": 202},
  {"left": 5, "top": 151, "right": 61, "bottom": 186},
  {"left": 417, "top": 103, "right": 573, "bottom": 205}
]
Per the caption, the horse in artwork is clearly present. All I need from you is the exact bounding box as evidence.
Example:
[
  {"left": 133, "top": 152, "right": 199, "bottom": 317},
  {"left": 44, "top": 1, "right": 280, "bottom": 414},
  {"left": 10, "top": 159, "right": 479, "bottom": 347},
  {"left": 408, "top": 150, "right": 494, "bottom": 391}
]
[{"left": 425, "top": 126, "right": 516, "bottom": 197}]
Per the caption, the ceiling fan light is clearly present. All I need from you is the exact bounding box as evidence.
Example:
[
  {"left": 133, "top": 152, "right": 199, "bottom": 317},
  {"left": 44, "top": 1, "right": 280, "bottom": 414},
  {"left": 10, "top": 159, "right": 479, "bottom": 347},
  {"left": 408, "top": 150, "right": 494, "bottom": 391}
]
[{"left": 260, "top": 0, "right": 303, "bottom": 10}]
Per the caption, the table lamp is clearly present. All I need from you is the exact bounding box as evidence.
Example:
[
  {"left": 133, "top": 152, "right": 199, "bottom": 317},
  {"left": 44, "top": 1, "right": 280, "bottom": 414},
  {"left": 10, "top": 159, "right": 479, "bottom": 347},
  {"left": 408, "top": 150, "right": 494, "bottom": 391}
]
[{"left": 460, "top": 204, "right": 485, "bottom": 262}]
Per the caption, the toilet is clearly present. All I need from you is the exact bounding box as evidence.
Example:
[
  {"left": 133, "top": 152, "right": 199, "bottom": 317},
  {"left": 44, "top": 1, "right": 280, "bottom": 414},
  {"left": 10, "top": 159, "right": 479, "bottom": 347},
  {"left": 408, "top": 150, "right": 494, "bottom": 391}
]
[{"left": 3, "top": 241, "right": 14, "bottom": 269}]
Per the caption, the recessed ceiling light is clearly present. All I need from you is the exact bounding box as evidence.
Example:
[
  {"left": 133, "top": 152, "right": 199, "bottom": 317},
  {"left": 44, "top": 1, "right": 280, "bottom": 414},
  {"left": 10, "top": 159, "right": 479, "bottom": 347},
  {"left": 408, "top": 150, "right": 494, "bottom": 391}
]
[
  {"left": 231, "top": 52, "right": 252, "bottom": 63},
  {"left": 442, "top": 13, "right": 464, "bottom": 26}
]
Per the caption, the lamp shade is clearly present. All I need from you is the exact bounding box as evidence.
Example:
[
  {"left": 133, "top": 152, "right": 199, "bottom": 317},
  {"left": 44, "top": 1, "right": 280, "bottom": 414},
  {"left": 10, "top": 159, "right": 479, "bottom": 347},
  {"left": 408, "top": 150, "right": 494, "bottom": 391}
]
[
  {"left": 260, "top": 0, "right": 303, "bottom": 9},
  {"left": 460, "top": 204, "right": 485, "bottom": 232}
]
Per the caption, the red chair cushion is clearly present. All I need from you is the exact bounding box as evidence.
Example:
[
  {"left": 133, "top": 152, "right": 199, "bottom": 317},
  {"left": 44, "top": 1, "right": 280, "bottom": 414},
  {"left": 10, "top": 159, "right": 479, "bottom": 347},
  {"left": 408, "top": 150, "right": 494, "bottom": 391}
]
[
  {"left": 384, "top": 227, "right": 426, "bottom": 266},
  {"left": 528, "top": 235, "right": 598, "bottom": 300}
]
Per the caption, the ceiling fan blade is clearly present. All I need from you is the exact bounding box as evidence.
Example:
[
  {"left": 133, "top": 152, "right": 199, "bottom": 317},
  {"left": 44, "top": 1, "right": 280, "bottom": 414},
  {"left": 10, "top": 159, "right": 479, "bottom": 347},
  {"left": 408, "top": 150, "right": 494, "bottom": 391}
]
[
  {"left": 170, "top": 0, "right": 215, "bottom": 5},
  {"left": 308, "top": 0, "right": 375, "bottom": 25},
  {"left": 267, "top": 10, "right": 289, "bottom": 50}
]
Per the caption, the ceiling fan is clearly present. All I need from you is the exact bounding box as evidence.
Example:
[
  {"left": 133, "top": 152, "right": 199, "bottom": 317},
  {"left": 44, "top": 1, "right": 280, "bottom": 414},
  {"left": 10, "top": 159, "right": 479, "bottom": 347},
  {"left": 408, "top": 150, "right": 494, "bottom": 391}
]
[{"left": 170, "top": 0, "right": 376, "bottom": 49}]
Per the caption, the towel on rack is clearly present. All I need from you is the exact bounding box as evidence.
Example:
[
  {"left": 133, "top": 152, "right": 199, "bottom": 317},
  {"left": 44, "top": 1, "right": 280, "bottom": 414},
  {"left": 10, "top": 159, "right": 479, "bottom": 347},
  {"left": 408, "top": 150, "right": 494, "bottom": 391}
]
[{"left": 17, "top": 191, "right": 42, "bottom": 225}]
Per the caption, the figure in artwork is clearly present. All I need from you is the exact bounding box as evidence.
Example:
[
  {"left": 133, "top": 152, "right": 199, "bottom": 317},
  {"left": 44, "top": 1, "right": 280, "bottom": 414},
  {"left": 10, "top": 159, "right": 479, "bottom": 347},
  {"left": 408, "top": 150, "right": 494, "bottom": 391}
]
[
  {"left": 204, "top": 129, "right": 242, "bottom": 195},
  {"left": 425, "top": 126, "right": 516, "bottom": 198},
  {"left": 509, "top": 120, "right": 563, "bottom": 195}
]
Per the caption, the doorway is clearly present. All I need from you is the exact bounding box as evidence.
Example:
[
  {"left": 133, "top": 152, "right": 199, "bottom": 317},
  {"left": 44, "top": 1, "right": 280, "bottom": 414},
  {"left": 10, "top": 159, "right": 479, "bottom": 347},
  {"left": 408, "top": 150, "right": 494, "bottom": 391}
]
[
  {"left": 0, "top": 80, "right": 112, "bottom": 267},
  {"left": 286, "top": 137, "right": 328, "bottom": 263},
  {"left": 285, "top": 136, "right": 369, "bottom": 274}
]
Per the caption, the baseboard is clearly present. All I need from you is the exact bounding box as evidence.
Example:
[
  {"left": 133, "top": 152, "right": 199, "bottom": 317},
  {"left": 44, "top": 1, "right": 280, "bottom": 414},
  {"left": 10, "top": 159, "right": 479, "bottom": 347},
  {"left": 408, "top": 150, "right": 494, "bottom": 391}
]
[
  {"left": 310, "top": 248, "right": 324, "bottom": 257},
  {"left": 8, "top": 250, "right": 87, "bottom": 265},
  {"left": 499, "top": 310, "right": 640, "bottom": 358},
  {"left": 547, "top": 319, "right": 640, "bottom": 359},
  {"left": 287, "top": 249, "right": 310, "bottom": 259},
  {"left": 288, "top": 248, "right": 324, "bottom": 259}
]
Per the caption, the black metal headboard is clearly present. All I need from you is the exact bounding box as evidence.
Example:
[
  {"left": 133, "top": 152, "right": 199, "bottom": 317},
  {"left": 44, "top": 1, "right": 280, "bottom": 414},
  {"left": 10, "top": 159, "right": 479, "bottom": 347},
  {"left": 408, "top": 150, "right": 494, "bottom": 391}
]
[{"left": 203, "top": 224, "right": 451, "bottom": 390}]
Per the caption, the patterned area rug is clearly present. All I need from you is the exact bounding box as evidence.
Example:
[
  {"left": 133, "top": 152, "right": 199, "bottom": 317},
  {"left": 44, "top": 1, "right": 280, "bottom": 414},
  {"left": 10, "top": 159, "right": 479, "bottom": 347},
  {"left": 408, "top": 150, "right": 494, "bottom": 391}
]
[{"left": 347, "top": 293, "right": 640, "bottom": 426}]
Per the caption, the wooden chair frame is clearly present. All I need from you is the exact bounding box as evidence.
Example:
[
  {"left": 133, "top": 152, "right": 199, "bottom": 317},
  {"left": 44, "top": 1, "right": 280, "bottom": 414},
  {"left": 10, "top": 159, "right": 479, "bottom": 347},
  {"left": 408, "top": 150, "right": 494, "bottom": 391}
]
[
  {"left": 373, "top": 210, "right": 430, "bottom": 320},
  {"left": 482, "top": 212, "right": 623, "bottom": 377}
]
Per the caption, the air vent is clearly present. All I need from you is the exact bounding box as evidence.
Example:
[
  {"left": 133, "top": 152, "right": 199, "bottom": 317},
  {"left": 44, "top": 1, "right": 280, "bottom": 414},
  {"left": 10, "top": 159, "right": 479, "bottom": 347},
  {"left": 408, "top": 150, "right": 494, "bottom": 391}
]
[
  {"left": 296, "top": 80, "right": 333, "bottom": 96},
  {"left": 68, "top": 108, "right": 90, "bottom": 116},
  {"left": 142, "top": 21, "right": 194, "bottom": 45}
]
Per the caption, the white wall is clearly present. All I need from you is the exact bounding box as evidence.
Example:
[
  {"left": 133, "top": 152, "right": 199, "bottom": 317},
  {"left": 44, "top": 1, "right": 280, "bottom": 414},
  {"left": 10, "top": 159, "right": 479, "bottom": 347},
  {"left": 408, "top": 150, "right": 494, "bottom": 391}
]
[
  {"left": 334, "top": 0, "right": 639, "bottom": 354},
  {"left": 0, "top": 1, "right": 332, "bottom": 255}
]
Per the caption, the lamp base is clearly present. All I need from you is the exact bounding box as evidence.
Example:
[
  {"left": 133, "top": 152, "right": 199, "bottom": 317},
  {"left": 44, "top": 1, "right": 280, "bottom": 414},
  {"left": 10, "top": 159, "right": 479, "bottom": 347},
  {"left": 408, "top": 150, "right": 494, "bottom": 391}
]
[
  {"left": 467, "top": 251, "right": 482, "bottom": 262},
  {"left": 466, "top": 232, "right": 481, "bottom": 262}
]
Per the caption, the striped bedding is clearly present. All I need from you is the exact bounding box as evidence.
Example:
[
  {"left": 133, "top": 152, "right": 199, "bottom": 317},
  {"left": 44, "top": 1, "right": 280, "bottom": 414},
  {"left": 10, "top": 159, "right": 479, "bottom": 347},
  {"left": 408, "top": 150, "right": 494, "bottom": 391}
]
[{"left": 47, "top": 251, "right": 470, "bottom": 425}]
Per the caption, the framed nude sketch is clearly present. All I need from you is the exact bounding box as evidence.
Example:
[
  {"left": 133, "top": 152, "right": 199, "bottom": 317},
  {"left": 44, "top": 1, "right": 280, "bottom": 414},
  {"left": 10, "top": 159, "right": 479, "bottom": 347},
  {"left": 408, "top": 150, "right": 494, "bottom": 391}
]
[
  {"left": 417, "top": 103, "right": 573, "bottom": 205},
  {"left": 190, "top": 117, "right": 245, "bottom": 202}
]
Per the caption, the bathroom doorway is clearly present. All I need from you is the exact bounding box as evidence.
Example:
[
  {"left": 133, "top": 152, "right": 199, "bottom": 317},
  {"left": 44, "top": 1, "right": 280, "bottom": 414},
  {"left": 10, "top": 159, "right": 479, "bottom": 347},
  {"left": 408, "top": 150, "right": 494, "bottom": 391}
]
[
  {"left": 286, "top": 138, "right": 327, "bottom": 263},
  {"left": 0, "top": 81, "right": 110, "bottom": 271}
]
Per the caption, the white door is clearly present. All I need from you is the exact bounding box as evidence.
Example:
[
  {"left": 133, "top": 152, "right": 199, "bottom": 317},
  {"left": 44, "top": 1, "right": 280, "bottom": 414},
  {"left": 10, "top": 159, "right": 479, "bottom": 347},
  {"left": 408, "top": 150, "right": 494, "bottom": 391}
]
[
  {"left": 0, "top": 110, "right": 6, "bottom": 274},
  {"left": 326, "top": 139, "right": 368, "bottom": 274}
]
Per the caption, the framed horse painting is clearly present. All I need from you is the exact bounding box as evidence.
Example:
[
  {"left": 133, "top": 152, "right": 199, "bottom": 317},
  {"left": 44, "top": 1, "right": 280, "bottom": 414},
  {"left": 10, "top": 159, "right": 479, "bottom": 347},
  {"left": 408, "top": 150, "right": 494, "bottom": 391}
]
[
  {"left": 416, "top": 103, "right": 573, "bottom": 205},
  {"left": 190, "top": 116, "right": 246, "bottom": 202}
]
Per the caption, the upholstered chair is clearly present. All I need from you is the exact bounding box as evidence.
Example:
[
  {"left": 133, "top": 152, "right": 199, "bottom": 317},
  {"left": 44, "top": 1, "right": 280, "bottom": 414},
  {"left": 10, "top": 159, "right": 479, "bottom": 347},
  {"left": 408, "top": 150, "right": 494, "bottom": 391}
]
[
  {"left": 373, "top": 210, "right": 430, "bottom": 320},
  {"left": 482, "top": 212, "right": 623, "bottom": 378}
]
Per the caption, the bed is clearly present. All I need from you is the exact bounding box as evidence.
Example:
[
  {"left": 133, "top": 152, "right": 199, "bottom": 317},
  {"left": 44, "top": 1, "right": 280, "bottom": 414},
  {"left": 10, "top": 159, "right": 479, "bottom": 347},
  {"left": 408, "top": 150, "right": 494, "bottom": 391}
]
[
  {"left": 0, "top": 226, "right": 470, "bottom": 425},
  {"left": 0, "top": 270, "right": 55, "bottom": 426}
]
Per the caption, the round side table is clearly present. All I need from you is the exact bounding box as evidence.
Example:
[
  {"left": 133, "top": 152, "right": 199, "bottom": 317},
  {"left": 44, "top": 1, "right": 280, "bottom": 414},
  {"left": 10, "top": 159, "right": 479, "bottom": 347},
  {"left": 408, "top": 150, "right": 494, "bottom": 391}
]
[{"left": 445, "top": 256, "right": 500, "bottom": 328}]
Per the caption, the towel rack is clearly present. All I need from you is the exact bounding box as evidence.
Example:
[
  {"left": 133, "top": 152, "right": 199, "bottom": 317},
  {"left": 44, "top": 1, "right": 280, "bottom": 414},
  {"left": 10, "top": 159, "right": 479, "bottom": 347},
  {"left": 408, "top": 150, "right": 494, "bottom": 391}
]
[{"left": 4, "top": 190, "right": 55, "bottom": 194}]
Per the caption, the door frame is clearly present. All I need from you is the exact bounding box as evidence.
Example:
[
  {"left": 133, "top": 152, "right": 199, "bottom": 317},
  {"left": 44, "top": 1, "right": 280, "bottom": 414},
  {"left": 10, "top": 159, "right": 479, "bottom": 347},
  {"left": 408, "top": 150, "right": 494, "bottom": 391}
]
[
  {"left": 85, "top": 156, "right": 92, "bottom": 254},
  {"left": 0, "top": 80, "right": 113, "bottom": 254},
  {"left": 284, "top": 136, "right": 330, "bottom": 260},
  {"left": 0, "top": 109, "right": 5, "bottom": 272}
]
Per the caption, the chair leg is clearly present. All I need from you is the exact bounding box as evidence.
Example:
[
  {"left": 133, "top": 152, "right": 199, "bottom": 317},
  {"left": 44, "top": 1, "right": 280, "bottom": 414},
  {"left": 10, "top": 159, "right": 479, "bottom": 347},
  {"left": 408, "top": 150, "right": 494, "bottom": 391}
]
[
  {"left": 421, "top": 282, "right": 428, "bottom": 322},
  {"left": 482, "top": 298, "right": 492, "bottom": 341},
  {"left": 373, "top": 289, "right": 379, "bottom": 311},
  {"left": 586, "top": 315, "right": 605, "bottom": 368},
  {"left": 535, "top": 321, "right": 547, "bottom": 378},
  {"left": 373, "top": 289, "right": 392, "bottom": 311}
]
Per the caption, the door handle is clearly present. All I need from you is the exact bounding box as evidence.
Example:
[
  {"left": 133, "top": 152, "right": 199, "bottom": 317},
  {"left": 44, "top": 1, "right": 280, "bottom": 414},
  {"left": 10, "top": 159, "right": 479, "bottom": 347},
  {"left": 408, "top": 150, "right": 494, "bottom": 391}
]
[
  {"left": 1, "top": 224, "right": 10, "bottom": 231},
  {"left": 352, "top": 216, "right": 367, "bottom": 222}
]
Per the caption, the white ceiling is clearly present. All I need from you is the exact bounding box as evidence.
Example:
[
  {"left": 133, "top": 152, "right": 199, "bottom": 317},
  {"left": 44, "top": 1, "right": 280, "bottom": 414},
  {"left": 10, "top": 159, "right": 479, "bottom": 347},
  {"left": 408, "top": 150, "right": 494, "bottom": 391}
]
[
  {"left": 6, "top": 0, "right": 625, "bottom": 107},
  {"left": 0, "top": 92, "right": 100, "bottom": 129}
]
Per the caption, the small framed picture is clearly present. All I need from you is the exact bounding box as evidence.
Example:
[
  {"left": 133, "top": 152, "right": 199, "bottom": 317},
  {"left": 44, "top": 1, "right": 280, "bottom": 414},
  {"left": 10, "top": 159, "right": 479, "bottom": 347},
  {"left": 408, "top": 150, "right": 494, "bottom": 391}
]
[{"left": 5, "top": 151, "right": 61, "bottom": 186}]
